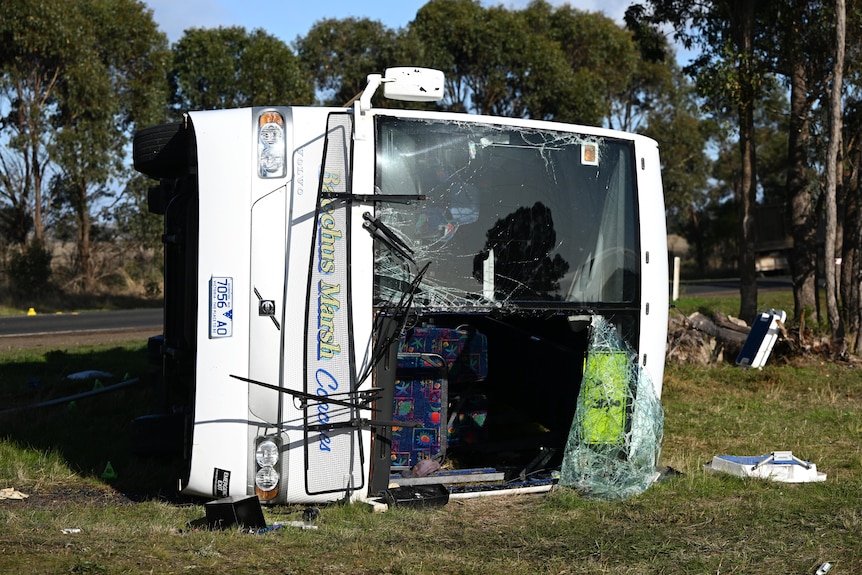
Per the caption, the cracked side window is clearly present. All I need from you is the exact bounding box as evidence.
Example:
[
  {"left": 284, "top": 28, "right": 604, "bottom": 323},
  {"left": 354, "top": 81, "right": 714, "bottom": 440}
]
[{"left": 373, "top": 116, "right": 639, "bottom": 311}]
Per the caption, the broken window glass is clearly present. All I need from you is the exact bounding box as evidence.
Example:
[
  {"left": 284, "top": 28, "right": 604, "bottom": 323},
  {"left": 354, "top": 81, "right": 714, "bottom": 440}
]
[
  {"left": 373, "top": 116, "right": 639, "bottom": 312},
  {"left": 558, "top": 315, "right": 664, "bottom": 500}
]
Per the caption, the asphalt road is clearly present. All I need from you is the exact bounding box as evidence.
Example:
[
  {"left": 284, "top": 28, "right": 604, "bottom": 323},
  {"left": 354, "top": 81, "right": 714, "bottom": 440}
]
[{"left": 0, "top": 308, "right": 162, "bottom": 338}]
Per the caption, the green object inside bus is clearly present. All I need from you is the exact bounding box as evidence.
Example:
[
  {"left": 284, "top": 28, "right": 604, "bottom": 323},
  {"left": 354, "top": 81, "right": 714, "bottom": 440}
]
[{"left": 580, "top": 351, "right": 629, "bottom": 446}]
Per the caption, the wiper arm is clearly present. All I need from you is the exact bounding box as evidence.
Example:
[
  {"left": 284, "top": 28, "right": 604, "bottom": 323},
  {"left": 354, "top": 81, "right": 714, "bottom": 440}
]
[
  {"left": 323, "top": 191, "right": 425, "bottom": 204},
  {"left": 362, "top": 212, "right": 415, "bottom": 264}
]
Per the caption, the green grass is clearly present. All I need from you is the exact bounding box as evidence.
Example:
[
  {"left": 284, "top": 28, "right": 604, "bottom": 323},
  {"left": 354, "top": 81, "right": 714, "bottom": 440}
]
[
  {"left": 0, "top": 340, "right": 179, "bottom": 497},
  {"left": 671, "top": 289, "right": 796, "bottom": 320},
  {"left": 2, "top": 337, "right": 861, "bottom": 573}
]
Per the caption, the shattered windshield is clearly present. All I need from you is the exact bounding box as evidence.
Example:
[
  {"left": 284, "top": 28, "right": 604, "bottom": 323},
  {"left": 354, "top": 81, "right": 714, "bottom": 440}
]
[{"left": 374, "top": 116, "right": 639, "bottom": 311}]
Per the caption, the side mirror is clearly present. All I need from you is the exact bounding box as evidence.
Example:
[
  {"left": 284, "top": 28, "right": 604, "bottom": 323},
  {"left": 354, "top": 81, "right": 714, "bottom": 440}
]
[{"left": 383, "top": 68, "right": 444, "bottom": 102}]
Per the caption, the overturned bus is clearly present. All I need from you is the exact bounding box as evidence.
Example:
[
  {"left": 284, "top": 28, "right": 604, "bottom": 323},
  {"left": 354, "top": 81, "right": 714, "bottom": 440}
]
[{"left": 133, "top": 68, "right": 668, "bottom": 504}]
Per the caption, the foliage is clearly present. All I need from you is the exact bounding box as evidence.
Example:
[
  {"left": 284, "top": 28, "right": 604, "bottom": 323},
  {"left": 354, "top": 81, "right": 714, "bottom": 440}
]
[
  {"left": 6, "top": 239, "right": 52, "bottom": 296},
  {"left": 171, "top": 26, "right": 313, "bottom": 112},
  {"left": 296, "top": 17, "right": 408, "bottom": 107},
  {"left": 0, "top": 0, "right": 171, "bottom": 293},
  {"left": 407, "top": 0, "right": 646, "bottom": 125},
  {"left": 541, "top": 4, "right": 640, "bottom": 127}
]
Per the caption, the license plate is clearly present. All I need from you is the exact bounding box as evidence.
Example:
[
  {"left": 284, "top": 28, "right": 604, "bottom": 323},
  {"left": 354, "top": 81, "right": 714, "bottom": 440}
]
[{"left": 210, "top": 277, "right": 233, "bottom": 338}]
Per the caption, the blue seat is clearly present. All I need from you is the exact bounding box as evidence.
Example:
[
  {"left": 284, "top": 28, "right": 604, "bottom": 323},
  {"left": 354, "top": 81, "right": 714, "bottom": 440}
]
[{"left": 391, "top": 327, "right": 489, "bottom": 467}]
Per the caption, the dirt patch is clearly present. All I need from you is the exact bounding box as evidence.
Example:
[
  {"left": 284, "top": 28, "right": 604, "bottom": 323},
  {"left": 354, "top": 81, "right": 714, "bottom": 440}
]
[{"left": 11, "top": 485, "right": 137, "bottom": 510}]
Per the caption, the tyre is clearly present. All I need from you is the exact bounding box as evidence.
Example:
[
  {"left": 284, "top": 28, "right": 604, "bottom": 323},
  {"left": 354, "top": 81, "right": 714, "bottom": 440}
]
[{"left": 133, "top": 122, "right": 189, "bottom": 179}]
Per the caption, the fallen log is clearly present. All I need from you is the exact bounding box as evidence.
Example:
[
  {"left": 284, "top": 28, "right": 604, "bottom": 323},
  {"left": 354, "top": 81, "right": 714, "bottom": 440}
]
[{"left": 687, "top": 312, "right": 748, "bottom": 346}]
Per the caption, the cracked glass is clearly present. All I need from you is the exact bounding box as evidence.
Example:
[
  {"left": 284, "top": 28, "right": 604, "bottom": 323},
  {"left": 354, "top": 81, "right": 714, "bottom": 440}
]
[{"left": 373, "top": 116, "right": 640, "bottom": 312}]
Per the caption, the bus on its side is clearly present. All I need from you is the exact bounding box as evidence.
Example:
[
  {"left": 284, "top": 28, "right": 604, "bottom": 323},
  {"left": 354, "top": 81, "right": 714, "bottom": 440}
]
[{"left": 133, "top": 68, "right": 668, "bottom": 504}]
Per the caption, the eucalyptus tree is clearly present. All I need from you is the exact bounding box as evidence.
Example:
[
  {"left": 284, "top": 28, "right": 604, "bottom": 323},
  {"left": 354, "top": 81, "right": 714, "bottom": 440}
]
[
  {"left": 295, "top": 18, "right": 407, "bottom": 107},
  {"left": 840, "top": 2, "right": 862, "bottom": 354},
  {"left": 0, "top": 0, "right": 171, "bottom": 291},
  {"left": 627, "top": 0, "right": 778, "bottom": 323},
  {"left": 823, "top": 0, "right": 846, "bottom": 350},
  {"left": 171, "top": 26, "right": 313, "bottom": 113},
  {"left": 537, "top": 3, "right": 641, "bottom": 129},
  {"left": 409, "top": 0, "right": 618, "bottom": 124},
  {"left": 776, "top": 0, "right": 833, "bottom": 325},
  {"left": 407, "top": 0, "right": 491, "bottom": 113}
]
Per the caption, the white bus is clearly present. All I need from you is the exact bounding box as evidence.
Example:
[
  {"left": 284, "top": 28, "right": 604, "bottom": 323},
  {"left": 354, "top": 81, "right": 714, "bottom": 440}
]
[{"left": 133, "top": 68, "right": 668, "bottom": 504}]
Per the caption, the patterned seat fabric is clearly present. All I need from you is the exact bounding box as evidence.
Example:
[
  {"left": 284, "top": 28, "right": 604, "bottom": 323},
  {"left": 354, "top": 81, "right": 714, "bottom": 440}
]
[
  {"left": 398, "top": 327, "right": 488, "bottom": 383},
  {"left": 392, "top": 327, "right": 490, "bottom": 465},
  {"left": 390, "top": 353, "right": 447, "bottom": 468}
]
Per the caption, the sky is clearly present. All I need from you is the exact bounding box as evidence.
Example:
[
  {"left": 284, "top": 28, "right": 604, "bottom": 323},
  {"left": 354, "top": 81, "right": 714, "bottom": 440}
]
[{"left": 142, "top": 0, "right": 636, "bottom": 45}]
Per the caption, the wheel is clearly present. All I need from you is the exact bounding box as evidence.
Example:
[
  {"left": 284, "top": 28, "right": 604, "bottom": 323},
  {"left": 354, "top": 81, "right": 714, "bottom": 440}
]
[{"left": 133, "top": 122, "right": 189, "bottom": 179}]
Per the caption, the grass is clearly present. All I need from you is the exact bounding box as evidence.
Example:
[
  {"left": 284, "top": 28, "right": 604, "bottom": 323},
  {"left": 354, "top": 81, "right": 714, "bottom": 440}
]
[
  {"left": 672, "top": 286, "right": 797, "bottom": 319},
  {"left": 1, "top": 312, "right": 860, "bottom": 574},
  {"left": 0, "top": 340, "right": 180, "bottom": 498}
]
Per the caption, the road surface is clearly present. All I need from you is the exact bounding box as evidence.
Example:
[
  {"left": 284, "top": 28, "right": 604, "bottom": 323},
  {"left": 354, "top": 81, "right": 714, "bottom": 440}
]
[{"left": 0, "top": 308, "right": 162, "bottom": 351}]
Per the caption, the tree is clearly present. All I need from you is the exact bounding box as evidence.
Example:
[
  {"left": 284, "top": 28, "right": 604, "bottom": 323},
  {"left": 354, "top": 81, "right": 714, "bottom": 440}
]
[
  {"left": 171, "top": 27, "right": 313, "bottom": 112},
  {"left": 0, "top": 0, "right": 171, "bottom": 292},
  {"left": 843, "top": 100, "right": 862, "bottom": 352},
  {"left": 409, "top": 0, "right": 620, "bottom": 124},
  {"left": 838, "top": 0, "right": 862, "bottom": 354},
  {"left": 541, "top": 3, "right": 641, "bottom": 128},
  {"left": 408, "top": 0, "right": 491, "bottom": 113},
  {"left": 0, "top": 0, "right": 72, "bottom": 245},
  {"left": 824, "top": 0, "right": 846, "bottom": 350},
  {"left": 295, "top": 18, "right": 408, "bottom": 107},
  {"left": 775, "top": 0, "right": 832, "bottom": 325},
  {"left": 628, "top": 0, "right": 777, "bottom": 323}
]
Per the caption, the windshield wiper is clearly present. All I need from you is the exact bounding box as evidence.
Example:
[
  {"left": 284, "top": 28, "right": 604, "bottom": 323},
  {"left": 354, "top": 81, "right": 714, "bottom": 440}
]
[{"left": 362, "top": 212, "right": 415, "bottom": 264}]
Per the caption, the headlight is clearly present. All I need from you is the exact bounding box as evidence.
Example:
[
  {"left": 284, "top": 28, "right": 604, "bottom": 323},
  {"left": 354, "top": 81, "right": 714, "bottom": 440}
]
[
  {"left": 255, "top": 438, "right": 279, "bottom": 467},
  {"left": 255, "top": 466, "right": 279, "bottom": 492},
  {"left": 257, "top": 111, "right": 285, "bottom": 178},
  {"left": 254, "top": 436, "right": 280, "bottom": 500}
]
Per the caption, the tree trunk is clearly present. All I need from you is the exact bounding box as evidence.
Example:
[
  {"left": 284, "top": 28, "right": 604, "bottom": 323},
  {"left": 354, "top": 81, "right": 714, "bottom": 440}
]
[
  {"left": 730, "top": 0, "right": 759, "bottom": 324},
  {"left": 787, "top": 59, "right": 819, "bottom": 324},
  {"left": 75, "top": 182, "right": 95, "bottom": 293},
  {"left": 737, "top": 103, "right": 758, "bottom": 324},
  {"left": 824, "top": 0, "right": 846, "bottom": 353},
  {"left": 842, "top": 153, "right": 861, "bottom": 353}
]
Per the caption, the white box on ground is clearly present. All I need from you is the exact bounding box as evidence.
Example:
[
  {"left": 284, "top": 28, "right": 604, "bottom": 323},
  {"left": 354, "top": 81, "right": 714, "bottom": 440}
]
[{"left": 704, "top": 451, "right": 826, "bottom": 483}]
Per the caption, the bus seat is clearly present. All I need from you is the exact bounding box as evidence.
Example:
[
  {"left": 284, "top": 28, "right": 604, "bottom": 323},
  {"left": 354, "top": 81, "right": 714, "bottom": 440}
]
[
  {"left": 395, "top": 326, "right": 490, "bottom": 455},
  {"left": 398, "top": 326, "right": 488, "bottom": 384},
  {"left": 390, "top": 353, "right": 448, "bottom": 468}
]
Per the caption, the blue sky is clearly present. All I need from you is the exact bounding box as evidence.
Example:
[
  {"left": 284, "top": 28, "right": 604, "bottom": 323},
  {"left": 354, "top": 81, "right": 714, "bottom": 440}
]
[{"left": 141, "top": 0, "right": 634, "bottom": 45}]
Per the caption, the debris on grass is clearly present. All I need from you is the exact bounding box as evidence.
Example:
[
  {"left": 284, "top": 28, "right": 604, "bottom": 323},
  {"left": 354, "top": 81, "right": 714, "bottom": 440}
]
[
  {"left": 0, "top": 487, "right": 29, "bottom": 500},
  {"left": 704, "top": 451, "right": 827, "bottom": 483},
  {"left": 66, "top": 370, "right": 114, "bottom": 381}
]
